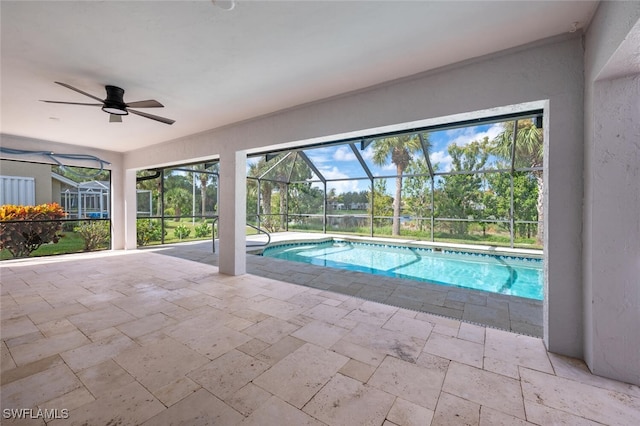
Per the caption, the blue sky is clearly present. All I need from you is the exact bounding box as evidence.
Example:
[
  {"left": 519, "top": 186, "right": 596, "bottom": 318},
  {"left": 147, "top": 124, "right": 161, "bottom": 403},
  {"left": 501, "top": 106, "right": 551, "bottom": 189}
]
[{"left": 248, "top": 122, "right": 506, "bottom": 195}]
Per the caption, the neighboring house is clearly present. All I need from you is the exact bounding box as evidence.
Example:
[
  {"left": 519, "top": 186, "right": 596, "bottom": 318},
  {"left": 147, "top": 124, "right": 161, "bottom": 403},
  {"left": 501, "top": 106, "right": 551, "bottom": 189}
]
[
  {"left": 53, "top": 172, "right": 110, "bottom": 219},
  {"left": 0, "top": 160, "right": 110, "bottom": 218},
  {"left": 349, "top": 202, "right": 369, "bottom": 210}
]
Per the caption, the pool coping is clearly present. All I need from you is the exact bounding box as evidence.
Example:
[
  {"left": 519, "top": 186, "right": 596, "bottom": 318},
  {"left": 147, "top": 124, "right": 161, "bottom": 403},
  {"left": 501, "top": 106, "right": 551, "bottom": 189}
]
[{"left": 252, "top": 234, "right": 544, "bottom": 260}]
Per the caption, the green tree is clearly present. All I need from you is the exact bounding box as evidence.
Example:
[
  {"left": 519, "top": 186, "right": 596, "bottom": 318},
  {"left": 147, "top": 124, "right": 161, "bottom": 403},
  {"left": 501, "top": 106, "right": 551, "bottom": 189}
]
[
  {"left": 372, "top": 133, "right": 426, "bottom": 235},
  {"left": 247, "top": 153, "right": 312, "bottom": 231},
  {"left": 164, "top": 187, "right": 190, "bottom": 218},
  {"left": 163, "top": 172, "right": 192, "bottom": 218},
  {"left": 484, "top": 169, "right": 539, "bottom": 239},
  {"left": 52, "top": 165, "right": 110, "bottom": 182},
  {"left": 247, "top": 156, "right": 279, "bottom": 224},
  {"left": 326, "top": 188, "right": 338, "bottom": 211},
  {"left": 247, "top": 161, "right": 266, "bottom": 219},
  {"left": 369, "top": 179, "right": 393, "bottom": 228},
  {"left": 403, "top": 158, "right": 432, "bottom": 232},
  {"left": 491, "top": 119, "right": 543, "bottom": 244},
  {"left": 512, "top": 172, "right": 539, "bottom": 238},
  {"left": 192, "top": 163, "right": 217, "bottom": 217},
  {"left": 288, "top": 183, "right": 323, "bottom": 215},
  {"left": 338, "top": 190, "right": 369, "bottom": 210},
  {"left": 436, "top": 139, "right": 489, "bottom": 234},
  {"left": 483, "top": 163, "right": 510, "bottom": 223}
]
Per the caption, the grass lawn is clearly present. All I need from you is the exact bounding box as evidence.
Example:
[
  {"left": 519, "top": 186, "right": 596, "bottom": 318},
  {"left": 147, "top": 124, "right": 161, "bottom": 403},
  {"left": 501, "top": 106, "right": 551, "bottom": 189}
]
[
  {"left": 162, "top": 219, "right": 214, "bottom": 244},
  {"left": 0, "top": 232, "right": 109, "bottom": 260}
]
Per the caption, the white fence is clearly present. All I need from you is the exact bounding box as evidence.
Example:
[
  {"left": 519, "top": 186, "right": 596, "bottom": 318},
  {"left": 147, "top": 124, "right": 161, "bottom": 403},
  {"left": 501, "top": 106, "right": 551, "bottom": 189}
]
[{"left": 0, "top": 175, "right": 35, "bottom": 206}]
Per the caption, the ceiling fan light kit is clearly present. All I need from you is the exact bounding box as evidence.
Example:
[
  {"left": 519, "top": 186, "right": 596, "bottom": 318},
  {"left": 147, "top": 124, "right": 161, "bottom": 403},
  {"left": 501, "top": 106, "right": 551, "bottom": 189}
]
[
  {"left": 41, "top": 82, "right": 175, "bottom": 125},
  {"left": 212, "top": 0, "right": 235, "bottom": 11},
  {"left": 101, "top": 85, "right": 128, "bottom": 116}
]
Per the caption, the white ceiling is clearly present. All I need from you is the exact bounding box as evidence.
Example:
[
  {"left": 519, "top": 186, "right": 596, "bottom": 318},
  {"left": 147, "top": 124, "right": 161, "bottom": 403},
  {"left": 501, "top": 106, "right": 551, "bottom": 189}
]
[{"left": 1, "top": 0, "right": 599, "bottom": 153}]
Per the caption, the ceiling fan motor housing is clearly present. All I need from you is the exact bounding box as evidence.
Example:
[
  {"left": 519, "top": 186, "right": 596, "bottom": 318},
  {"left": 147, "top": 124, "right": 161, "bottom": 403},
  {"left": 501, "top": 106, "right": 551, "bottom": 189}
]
[{"left": 102, "top": 85, "right": 128, "bottom": 115}]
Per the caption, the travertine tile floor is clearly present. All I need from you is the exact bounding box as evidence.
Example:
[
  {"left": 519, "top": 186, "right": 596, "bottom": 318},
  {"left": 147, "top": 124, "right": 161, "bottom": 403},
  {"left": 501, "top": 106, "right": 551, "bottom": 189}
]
[{"left": 1, "top": 250, "right": 639, "bottom": 425}]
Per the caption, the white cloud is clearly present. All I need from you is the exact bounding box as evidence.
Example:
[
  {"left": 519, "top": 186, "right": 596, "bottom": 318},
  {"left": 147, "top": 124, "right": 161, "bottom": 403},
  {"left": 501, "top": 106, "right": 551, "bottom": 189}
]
[
  {"left": 332, "top": 146, "right": 355, "bottom": 161},
  {"left": 313, "top": 166, "right": 366, "bottom": 194},
  {"left": 306, "top": 152, "right": 331, "bottom": 165},
  {"left": 430, "top": 150, "right": 453, "bottom": 171},
  {"left": 447, "top": 123, "right": 503, "bottom": 147},
  {"left": 382, "top": 163, "right": 396, "bottom": 172},
  {"left": 322, "top": 166, "right": 349, "bottom": 180},
  {"left": 324, "top": 180, "right": 362, "bottom": 194},
  {"left": 360, "top": 147, "right": 374, "bottom": 161}
]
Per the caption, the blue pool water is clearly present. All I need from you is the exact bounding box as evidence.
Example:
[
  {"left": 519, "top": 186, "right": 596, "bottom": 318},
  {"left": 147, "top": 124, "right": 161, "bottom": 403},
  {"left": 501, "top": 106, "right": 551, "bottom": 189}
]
[{"left": 262, "top": 240, "right": 543, "bottom": 300}]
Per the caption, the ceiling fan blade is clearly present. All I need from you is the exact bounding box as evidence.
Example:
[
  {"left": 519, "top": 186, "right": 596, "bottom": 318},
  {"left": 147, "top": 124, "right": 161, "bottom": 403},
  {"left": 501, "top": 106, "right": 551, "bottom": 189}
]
[
  {"left": 126, "top": 100, "right": 164, "bottom": 108},
  {"left": 41, "top": 100, "right": 102, "bottom": 106},
  {"left": 109, "top": 114, "right": 122, "bottom": 123},
  {"left": 128, "top": 109, "right": 175, "bottom": 125},
  {"left": 54, "top": 82, "right": 104, "bottom": 102}
]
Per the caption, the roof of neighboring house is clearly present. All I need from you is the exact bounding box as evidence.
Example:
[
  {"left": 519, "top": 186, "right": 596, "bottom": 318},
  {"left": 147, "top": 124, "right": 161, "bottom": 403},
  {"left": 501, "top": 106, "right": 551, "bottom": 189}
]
[
  {"left": 51, "top": 172, "right": 78, "bottom": 187},
  {"left": 51, "top": 172, "right": 109, "bottom": 192},
  {"left": 79, "top": 181, "right": 109, "bottom": 191}
]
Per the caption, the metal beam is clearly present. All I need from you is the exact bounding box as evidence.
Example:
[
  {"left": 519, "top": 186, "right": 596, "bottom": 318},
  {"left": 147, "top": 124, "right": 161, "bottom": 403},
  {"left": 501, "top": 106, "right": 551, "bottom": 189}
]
[
  {"left": 259, "top": 152, "right": 292, "bottom": 180},
  {"left": 298, "top": 151, "right": 326, "bottom": 183},
  {"left": 418, "top": 133, "right": 434, "bottom": 178},
  {"left": 349, "top": 143, "right": 374, "bottom": 180}
]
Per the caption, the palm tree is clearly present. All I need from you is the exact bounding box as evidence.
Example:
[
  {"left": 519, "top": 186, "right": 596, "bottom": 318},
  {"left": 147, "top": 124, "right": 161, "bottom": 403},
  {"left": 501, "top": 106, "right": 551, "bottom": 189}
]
[
  {"left": 192, "top": 163, "right": 217, "bottom": 218},
  {"left": 165, "top": 187, "right": 190, "bottom": 218},
  {"left": 372, "top": 133, "right": 426, "bottom": 236},
  {"left": 491, "top": 119, "right": 543, "bottom": 244},
  {"left": 247, "top": 158, "right": 273, "bottom": 217}
]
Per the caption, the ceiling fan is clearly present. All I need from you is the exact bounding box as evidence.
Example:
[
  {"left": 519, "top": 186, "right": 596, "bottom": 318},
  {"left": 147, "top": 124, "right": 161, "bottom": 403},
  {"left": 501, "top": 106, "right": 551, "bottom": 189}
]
[{"left": 41, "top": 82, "right": 175, "bottom": 125}]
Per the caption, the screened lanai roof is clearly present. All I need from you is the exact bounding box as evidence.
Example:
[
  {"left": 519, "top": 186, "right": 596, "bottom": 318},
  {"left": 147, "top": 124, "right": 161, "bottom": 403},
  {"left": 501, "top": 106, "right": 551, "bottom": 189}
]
[{"left": 247, "top": 110, "right": 543, "bottom": 186}]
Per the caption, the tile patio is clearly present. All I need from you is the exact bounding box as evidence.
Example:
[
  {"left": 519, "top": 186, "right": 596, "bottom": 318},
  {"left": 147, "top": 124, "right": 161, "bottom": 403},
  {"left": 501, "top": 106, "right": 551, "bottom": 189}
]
[
  {"left": 1, "top": 249, "right": 639, "bottom": 425},
  {"left": 151, "top": 234, "right": 544, "bottom": 337}
]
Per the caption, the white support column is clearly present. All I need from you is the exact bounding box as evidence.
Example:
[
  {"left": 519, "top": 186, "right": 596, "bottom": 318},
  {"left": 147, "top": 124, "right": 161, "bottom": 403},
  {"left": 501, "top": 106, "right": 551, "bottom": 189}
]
[
  {"left": 109, "top": 162, "right": 123, "bottom": 249},
  {"left": 123, "top": 169, "right": 138, "bottom": 250},
  {"left": 218, "top": 149, "right": 247, "bottom": 275}
]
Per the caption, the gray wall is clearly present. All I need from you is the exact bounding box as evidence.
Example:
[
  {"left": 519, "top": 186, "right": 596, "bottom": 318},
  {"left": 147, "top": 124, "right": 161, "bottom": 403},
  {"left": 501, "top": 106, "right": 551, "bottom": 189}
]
[{"left": 583, "top": 1, "right": 640, "bottom": 385}]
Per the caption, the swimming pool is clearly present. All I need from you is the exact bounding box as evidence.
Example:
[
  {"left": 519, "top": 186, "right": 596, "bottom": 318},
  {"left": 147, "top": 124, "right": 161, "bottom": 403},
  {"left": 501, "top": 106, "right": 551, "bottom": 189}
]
[{"left": 262, "top": 239, "right": 543, "bottom": 300}]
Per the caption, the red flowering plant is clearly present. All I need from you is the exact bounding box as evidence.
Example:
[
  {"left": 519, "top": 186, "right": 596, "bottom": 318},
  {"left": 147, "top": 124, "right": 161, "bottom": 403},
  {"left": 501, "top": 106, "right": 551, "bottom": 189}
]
[{"left": 0, "top": 203, "right": 66, "bottom": 258}]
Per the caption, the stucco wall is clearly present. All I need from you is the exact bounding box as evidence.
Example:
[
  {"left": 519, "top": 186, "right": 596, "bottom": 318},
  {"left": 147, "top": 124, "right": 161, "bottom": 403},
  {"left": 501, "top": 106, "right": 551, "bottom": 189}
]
[
  {"left": 588, "top": 75, "right": 640, "bottom": 385},
  {"left": 583, "top": 1, "right": 640, "bottom": 385}
]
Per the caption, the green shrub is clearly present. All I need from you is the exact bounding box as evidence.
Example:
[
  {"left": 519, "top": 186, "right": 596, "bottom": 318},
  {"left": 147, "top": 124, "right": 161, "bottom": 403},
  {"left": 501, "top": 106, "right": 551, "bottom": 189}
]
[
  {"left": 173, "top": 224, "right": 191, "bottom": 240},
  {"left": 0, "top": 203, "right": 66, "bottom": 258},
  {"left": 136, "top": 219, "right": 164, "bottom": 246},
  {"left": 194, "top": 222, "right": 212, "bottom": 238},
  {"left": 74, "top": 221, "right": 110, "bottom": 251}
]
